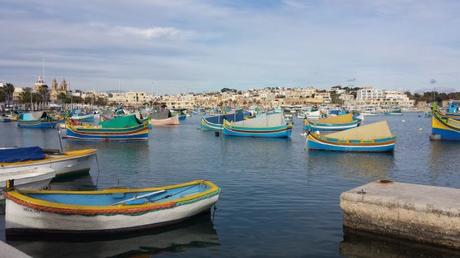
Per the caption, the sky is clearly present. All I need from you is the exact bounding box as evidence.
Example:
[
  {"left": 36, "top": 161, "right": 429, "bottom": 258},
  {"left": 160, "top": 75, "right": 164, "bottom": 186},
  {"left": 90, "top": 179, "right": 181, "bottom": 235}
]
[{"left": 1, "top": 0, "right": 459, "bottom": 94}]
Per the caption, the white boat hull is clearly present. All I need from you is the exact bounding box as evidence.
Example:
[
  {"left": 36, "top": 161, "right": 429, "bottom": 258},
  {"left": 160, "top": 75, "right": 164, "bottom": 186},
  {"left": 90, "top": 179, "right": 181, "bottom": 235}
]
[
  {"left": 6, "top": 195, "right": 218, "bottom": 232},
  {"left": 0, "top": 155, "right": 94, "bottom": 177}
]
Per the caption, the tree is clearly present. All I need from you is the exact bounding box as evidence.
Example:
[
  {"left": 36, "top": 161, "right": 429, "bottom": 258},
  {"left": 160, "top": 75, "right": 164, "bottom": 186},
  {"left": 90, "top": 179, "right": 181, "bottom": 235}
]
[
  {"left": 0, "top": 87, "right": 5, "bottom": 103},
  {"left": 57, "top": 92, "right": 67, "bottom": 104},
  {"left": 37, "top": 85, "right": 49, "bottom": 108},
  {"left": 3, "top": 83, "right": 15, "bottom": 107}
]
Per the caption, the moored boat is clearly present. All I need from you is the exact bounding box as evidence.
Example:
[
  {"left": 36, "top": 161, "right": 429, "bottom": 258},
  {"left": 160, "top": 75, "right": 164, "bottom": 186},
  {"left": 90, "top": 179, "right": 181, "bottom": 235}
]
[
  {"left": 1, "top": 167, "right": 56, "bottom": 195},
  {"left": 223, "top": 113, "right": 292, "bottom": 138},
  {"left": 431, "top": 103, "right": 460, "bottom": 141},
  {"left": 306, "top": 121, "right": 396, "bottom": 152},
  {"left": 65, "top": 114, "right": 149, "bottom": 141},
  {"left": 304, "top": 113, "right": 361, "bottom": 131},
  {"left": 0, "top": 146, "right": 96, "bottom": 177},
  {"left": 201, "top": 111, "right": 247, "bottom": 130},
  {"left": 5, "top": 180, "right": 220, "bottom": 235},
  {"left": 0, "top": 113, "right": 17, "bottom": 122},
  {"left": 150, "top": 107, "right": 180, "bottom": 126},
  {"left": 17, "top": 111, "right": 63, "bottom": 128}
]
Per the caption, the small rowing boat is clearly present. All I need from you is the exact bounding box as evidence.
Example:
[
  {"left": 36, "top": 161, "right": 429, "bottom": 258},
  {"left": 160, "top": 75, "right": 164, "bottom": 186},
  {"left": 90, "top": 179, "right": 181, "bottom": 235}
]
[
  {"left": 223, "top": 113, "right": 292, "bottom": 138},
  {"left": 304, "top": 113, "right": 361, "bottom": 131},
  {"left": 307, "top": 121, "right": 396, "bottom": 152},
  {"left": 5, "top": 180, "right": 220, "bottom": 235},
  {"left": 0, "top": 147, "right": 96, "bottom": 177}
]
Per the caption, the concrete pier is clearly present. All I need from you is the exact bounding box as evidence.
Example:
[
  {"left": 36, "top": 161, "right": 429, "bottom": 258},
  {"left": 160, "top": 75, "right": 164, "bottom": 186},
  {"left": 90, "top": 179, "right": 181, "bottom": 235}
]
[
  {"left": 340, "top": 180, "right": 460, "bottom": 250},
  {"left": 0, "top": 241, "right": 31, "bottom": 258}
]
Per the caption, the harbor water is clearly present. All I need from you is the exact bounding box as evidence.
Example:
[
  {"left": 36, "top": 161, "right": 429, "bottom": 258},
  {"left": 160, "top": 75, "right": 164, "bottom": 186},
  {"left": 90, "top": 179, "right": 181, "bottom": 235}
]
[{"left": 1, "top": 113, "right": 459, "bottom": 257}]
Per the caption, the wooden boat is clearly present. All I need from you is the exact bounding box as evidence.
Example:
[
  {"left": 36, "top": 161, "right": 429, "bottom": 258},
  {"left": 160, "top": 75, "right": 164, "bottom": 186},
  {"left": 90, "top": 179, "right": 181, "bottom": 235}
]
[
  {"left": 150, "top": 108, "right": 180, "bottom": 126},
  {"left": 223, "top": 113, "right": 292, "bottom": 138},
  {"left": 307, "top": 121, "right": 396, "bottom": 152},
  {"left": 0, "top": 147, "right": 96, "bottom": 177},
  {"left": 431, "top": 103, "right": 460, "bottom": 141},
  {"left": 5, "top": 180, "right": 220, "bottom": 235},
  {"left": 0, "top": 114, "right": 17, "bottom": 122},
  {"left": 201, "top": 111, "right": 247, "bottom": 130},
  {"left": 70, "top": 114, "right": 95, "bottom": 123},
  {"left": 150, "top": 116, "right": 180, "bottom": 126},
  {"left": 17, "top": 111, "right": 63, "bottom": 128},
  {"left": 65, "top": 114, "right": 149, "bottom": 141},
  {"left": 304, "top": 113, "right": 361, "bottom": 131},
  {"left": 1, "top": 168, "right": 56, "bottom": 195}
]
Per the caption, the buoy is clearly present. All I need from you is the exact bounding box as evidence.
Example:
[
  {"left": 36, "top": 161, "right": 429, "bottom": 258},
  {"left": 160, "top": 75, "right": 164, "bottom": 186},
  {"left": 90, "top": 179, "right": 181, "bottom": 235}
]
[
  {"left": 214, "top": 131, "right": 220, "bottom": 137},
  {"left": 402, "top": 119, "right": 406, "bottom": 122}
]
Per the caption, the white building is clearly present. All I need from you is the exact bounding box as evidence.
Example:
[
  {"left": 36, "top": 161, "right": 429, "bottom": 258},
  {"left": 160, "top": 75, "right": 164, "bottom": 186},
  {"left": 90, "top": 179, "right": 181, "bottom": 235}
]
[{"left": 356, "top": 87, "right": 385, "bottom": 101}]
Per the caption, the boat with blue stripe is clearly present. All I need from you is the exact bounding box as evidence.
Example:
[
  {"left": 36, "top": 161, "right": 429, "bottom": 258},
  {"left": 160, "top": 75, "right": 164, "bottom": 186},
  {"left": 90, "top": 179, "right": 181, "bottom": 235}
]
[
  {"left": 307, "top": 121, "right": 395, "bottom": 152},
  {"left": 17, "top": 111, "right": 63, "bottom": 129},
  {"left": 5, "top": 180, "right": 220, "bottom": 235},
  {"left": 304, "top": 113, "right": 361, "bottom": 131},
  {"left": 431, "top": 103, "right": 460, "bottom": 141},
  {"left": 201, "top": 110, "right": 248, "bottom": 130},
  {"left": 223, "top": 113, "right": 292, "bottom": 138},
  {"left": 65, "top": 114, "right": 149, "bottom": 141}
]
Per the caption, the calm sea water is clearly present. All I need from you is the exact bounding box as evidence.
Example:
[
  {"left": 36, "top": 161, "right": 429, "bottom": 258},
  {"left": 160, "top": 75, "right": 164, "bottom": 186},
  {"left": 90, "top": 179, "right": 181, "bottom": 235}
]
[{"left": 1, "top": 113, "right": 459, "bottom": 258}]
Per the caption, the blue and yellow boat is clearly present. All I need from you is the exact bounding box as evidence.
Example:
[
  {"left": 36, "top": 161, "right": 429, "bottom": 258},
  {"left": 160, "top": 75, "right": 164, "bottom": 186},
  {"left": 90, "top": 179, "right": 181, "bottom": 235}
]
[
  {"left": 5, "top": 180, "right": 220, "bottom": 235},
  {"left": 431, "top": 103, "right": 460, "bottom": 141},
  {"left": 201, "top": 111, "right": 247, "bottom": 130},
  {"left": 304, "top": 113, "right": 361, "bottom": 132},
  {"left": 17, "top": 111, "right": 63, "bottom": 129},
  {"left": 307, "top": 121, "right": 396, "bottom": 152},
  {"left": 65, "top": 114, "right": 149, "bottom": 141},
  {"left": 223, "top": 113, "right": 292, "bottom": 138}
]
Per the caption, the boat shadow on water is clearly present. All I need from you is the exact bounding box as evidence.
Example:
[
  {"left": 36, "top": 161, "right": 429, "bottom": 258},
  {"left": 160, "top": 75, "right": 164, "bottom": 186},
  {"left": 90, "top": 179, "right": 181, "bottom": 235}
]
[
  {"left": 306, "top": 151, "right": 395, "bottom": 179},
  {"left": 7, "top": 212, "right": 219, "bottom": 258},
  {"left": 340, "top": 227, "right": 460, "bottom": 258}
]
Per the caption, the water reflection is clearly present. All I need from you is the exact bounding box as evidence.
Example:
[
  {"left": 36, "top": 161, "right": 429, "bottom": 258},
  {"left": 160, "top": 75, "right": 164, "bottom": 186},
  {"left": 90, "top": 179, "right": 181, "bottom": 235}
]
[
  {"left": 430, "top": 142, "right": 460, "bottom": 185},
  {"left": 8, "top": 213, "right": 219, "bottom": 258},
  {"left": 306, "top": 151, "right": 395, "bottom": 179},
  {"left": 340, "top": 227, "right": 460, "bottom": 258},
  {"left": 49, "top": 174, "right": 97, "bottom": 191}
]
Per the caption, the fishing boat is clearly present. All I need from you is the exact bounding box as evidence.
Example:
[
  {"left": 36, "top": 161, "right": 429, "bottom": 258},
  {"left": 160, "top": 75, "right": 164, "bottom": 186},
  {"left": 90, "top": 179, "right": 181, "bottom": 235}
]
[
  {"left": 201, "top": 111, "right": 247, "bottom": 130},
  {"left": 384, "top": 107, "right": 403, "bottom": 116},
  {"left": 150, "top": 108, "right": 180, "bottom": 126},
  {"left": 0, "top": 113, "right": 17, "bottom": 122},
  {"left": 306, "top": 121, "right": 396, "bottom": 152},
  {"left": 446, "top": 100, "right": 460, "bottom": 120},
  {"left": 5, "top": 180, "right": 220, "bottom": 235},
  {"left": 65, "top": 114, "right": 149, "bottom": 141},
  {"left": 0, "top": 146, "right": 96, "bottom": 177},
  {"left": 431, "top": 103, "right": 460, "bottom": 141},
  {"left": 304, "top": 113, "right": 361, "bottom": 131},
  {"left": 1, "top": 168, "right": 55, "bottom": 195},
  {"left": 70, "top": 114, "right": 95, "bottom": 123},
  {"left": 17, "top": 111, "right": 63, "bottom": 128},
  {"left": 223, "top": 113, "right": 292, "bottom": 138}
]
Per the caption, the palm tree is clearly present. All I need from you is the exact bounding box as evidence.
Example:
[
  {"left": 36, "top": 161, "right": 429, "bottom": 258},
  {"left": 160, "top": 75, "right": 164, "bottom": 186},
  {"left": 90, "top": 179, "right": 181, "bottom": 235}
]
[
  {"left": 3, "top": 83, "right": 15, "bottom": 108},
  {"left": 19, "top": 87, "right": 33, "bottom": 110},
  {"left": 38, "top": 85, "right": 49, "bottom": 109}
]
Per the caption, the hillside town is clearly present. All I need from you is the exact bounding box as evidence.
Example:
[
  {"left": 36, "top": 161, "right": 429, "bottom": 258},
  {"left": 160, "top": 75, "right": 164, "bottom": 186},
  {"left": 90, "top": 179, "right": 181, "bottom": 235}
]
[{"left": 0, "top": 76, "right": 455, "bottom": 112}]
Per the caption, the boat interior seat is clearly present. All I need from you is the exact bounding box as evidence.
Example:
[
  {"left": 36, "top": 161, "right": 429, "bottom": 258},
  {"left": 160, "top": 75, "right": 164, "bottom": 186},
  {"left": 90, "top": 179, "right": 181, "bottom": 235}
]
[{"left": 125, "top": 198, "right": 148, "bottom": 205}]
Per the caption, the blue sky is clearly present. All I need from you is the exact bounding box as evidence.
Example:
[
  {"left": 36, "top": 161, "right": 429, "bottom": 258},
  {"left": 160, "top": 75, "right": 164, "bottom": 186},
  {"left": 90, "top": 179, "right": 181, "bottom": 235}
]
[{"left": 1, "top": 0, "right": 459, "bottom": 93}]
